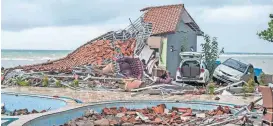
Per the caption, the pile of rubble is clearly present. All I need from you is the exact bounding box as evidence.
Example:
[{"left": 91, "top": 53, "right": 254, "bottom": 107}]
[
  {"left": 19, "top": 39, "right": 136, "bottom": 73},
  {"left": 1, "top": 103, "right": 5, "bottom": 114},
  {"left": 2, "top": 53, "right": 203, "bottom": 94},
  {"left": 61, "top": 104, "right": 233, "bottom": 126},
  {"left": 1, "top": 15, "right": 161, "bottom": 92},
  {"left": 1, "top": 107, "right": 48, "bottom": 116}
]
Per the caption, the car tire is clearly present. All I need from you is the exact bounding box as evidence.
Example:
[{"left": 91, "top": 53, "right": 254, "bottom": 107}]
[
  {"left": 212, "top": 77, "right": 221, "bottom": 85},
  {"left": 203, "top": 82, "right": 208, "bottom": 88},
  {"left": 212, "top": 77, "right": 217, "bottom": 82}
]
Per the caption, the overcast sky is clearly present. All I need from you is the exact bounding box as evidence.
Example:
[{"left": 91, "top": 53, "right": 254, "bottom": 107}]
[{"left": 1, "top": 0, "right": 273, "bottom": 53}]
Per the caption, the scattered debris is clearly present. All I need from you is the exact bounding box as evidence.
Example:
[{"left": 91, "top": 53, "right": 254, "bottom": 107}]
[
  {"left": 222, "top": 90, "right": 233, "bottom": 96},
  {"left": 2, "top": 108, "right": 48, "bottom": 116},
  {"left": 1, "top": 103, "right": 5, "bottom": 114},
  {"left": 214, "top": 96, "right": 220, "bottom": 100},
  {"left": 61, "top": 104, "right": 236, "bottom": 126}
]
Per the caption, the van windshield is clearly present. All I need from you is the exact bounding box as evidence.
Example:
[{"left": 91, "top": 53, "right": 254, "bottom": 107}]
[{"left": 222, "top": 59, "right": 248, "bottom": 73}]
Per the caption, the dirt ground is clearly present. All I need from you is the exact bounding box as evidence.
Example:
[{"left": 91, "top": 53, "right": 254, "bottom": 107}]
[{"left": 2, "top": 86, "right": 262, "bottom": 105}]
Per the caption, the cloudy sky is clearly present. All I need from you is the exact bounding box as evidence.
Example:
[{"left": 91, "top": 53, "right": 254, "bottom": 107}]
[{"left": 1, "top": 0, "right": 273, "bottom": 53}]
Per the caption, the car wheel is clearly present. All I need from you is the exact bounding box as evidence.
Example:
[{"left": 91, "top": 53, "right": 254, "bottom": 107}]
[
  {"left": 216, "top": 79, "right": 221, "bottom": 85},
  {"left": 212, "top": 77, "right": 217, "bottom": 82},
  {"left": 203, "top": 82, "right": 208, "bottom": 88}
]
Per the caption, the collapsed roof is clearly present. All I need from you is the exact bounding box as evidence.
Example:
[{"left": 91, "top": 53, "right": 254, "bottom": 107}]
[
  {"left": 16, "top": 17, "right": 152, "bottom": 72},
  {"left": 16, "top": 4, "right": 202, "bottom": 72}
]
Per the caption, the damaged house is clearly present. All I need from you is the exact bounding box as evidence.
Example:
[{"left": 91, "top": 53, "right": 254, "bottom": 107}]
[
  {"left": 142, "top": 4, "right": 203, "bottom": 76},
  {"left": 15, "top": 4, "right": 203, "bottom": 79}
]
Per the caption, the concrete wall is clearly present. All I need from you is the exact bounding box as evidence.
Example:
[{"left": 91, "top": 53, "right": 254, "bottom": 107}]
[{"left": 166, "top": 15, "right": 197, "bottom": 77}]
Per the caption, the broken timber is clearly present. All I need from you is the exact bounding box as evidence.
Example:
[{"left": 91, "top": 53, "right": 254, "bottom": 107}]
[{"left": 215, "top": 81, "right": 246, "bottom": 93}]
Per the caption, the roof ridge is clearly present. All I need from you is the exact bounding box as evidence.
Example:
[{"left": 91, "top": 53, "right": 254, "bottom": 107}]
[{"left": 140, "top": 4, "right": 184, "bottom": 11}]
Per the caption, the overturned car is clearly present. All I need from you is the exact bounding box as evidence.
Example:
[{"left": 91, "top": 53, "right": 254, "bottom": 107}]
[{"left": 213, "top": 58, "right": 254, "bottom": 84}]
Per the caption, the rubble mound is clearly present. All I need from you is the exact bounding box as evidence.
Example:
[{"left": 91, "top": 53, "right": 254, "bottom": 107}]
[
  {"left": 2, "top": 108, "right": 48, "bottom": 116},
  {"left": 16, "top": 39, "right": 136, "bottom": 72},
  {"left": 61, "top": 104, "right": 232, "bottom": 126}
]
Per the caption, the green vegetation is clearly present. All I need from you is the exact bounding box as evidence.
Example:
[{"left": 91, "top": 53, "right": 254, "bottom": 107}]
[
  {"left": 259, "top": 72, "right": 266, "bottom": 85},
  {"left": 247, "top": 79, "right": 255, "bottom": 93},
  {"left": 243, "top": 69, "right": 256, "bottom": 95},
  {"left": 70, "top": 79, "right": 79, "bottom": 87},
  {"left": 14, "top": 77, "right": 29, "bottom": 86},
  {"left": 18, "top": 81, "right": 29, "bottom": 86},
  {"left": 56, "top": 80, "right": 61, "bottom": 87},
  {"left": 201, "top": 34, "right": 223, "bottom": 77},
  {"left": 42, "top": 76, "right": 49, "bottom": 87},
  {"left": 207, "top": 83, "right": 215, "bottom": 95},
  {"left": 257, "top": 14, "right": 273, "bottom": 42}
]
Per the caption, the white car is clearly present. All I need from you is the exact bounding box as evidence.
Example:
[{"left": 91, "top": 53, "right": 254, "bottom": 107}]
[
  {"left": 175, "top": 52, "right": 210, "bottom": 84},
  {"left": 213, "top": 58, "right": 254, "bottom": 84}
]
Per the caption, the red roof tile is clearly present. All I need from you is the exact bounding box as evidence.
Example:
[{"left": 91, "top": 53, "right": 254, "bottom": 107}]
[
  {"left": 20, "top": 39, "right": 136, "bottom": 72},
  {"left": 141, "top": 4, "right": 184, "bottom": 35}
]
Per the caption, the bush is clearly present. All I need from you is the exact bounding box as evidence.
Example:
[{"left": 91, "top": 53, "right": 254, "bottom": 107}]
[
  {"left": 42, "top": 76, "right": 49, "bottom": 87},
  {"left": 247, "top": 78, "right": 255, "bottom": 93},
  {"left": 14, "top": 77, "right": 29, "bottom": 86},
  {"left": 207, "top": 83, "right": 215, "bottom": 95},
  {"left": 56, "top": 80, "right": 61, "bottom": 87},
  {"left": 259, "top": 72, "right": 266, "bottom": 85},
  {"left": 243, "top": 78, "right": 255, "bottom": 94},
  {"left": 18, "top": 80, "right": 29, "bottom": 86},
  {"left": 71, "top": 79, "right": 79, "bottom": 87}
]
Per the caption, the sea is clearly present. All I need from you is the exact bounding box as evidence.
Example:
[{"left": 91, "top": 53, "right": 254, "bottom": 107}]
[{"left": 1, "top": 49, "right": 273, "bottom": 74}]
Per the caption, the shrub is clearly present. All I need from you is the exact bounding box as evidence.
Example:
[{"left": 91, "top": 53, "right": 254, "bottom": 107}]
[
  {"left": 70, "top": 79, "right": 79, "bottom": 87},
  {"left": 56, "top": 80, "right": 61, "bottom": 87},
  {"left": 207, "top": 83, "right": 215, "bottom": 95},
  {"left": 247, "top": 78, "right": 255, "bottom": 93},
  {"left": 14, "top": 77, "right": 29, "bottom": 86},
  {"left": 18, "top": 80, "right": 29, "bottom": 86},
  {"left": 42, "top": 76, "right": 49, "bottom": 87},
  {"left": 259, "top": 72, "right": 266, "bottom": 85},
  {"left": 243, "top": 78, "right": 255, "bottom": 94}
]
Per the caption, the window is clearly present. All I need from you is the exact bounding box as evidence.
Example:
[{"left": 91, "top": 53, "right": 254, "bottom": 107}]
[
  {"left": 182, "top": 61, "right": 200, "bottom": 68},
  {"left": 222, "top": 58, "right": 248, "bottom": 73},
  {"left": 247, "top": 65, "right": 254, "bottom": 74},
  {"left": 202, "top": 62, "right": 207, "bottom": 69}
]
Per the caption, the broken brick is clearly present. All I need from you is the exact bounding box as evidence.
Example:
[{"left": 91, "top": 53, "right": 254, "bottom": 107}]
[
  {"left": 119, "top": 107, "right": 128, "bottom": 113},
  {"left": 121, "top": 116, "right": 128, "bottom": 122},
  {"left": 152, "top": 104, "right": 166, "bottom": 114},
  {"left": 154, "top": 117, "right": 162, "bottom": 123},
  {"left": 126, "top": 111, "right": 136, "bottom": 115},
  {"left": 61, "top": 103, "right": 235, "bottom": 126},
  {"left": 103, "top": 108, "right": 111, "bottom": 115},
  {"left": 19, "top": 39, "right": 136, "bottom": 72},
  {"left": 109, "top": 119, "right": 118, "bottom": 125},
  {"left": 127, "top": 116, "right": 137, "bottom": 123}
]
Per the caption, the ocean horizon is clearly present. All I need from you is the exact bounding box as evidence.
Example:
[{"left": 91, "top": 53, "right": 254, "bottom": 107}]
[{"left": 1, "top": 49, "right": 273, "bottom": 74}]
